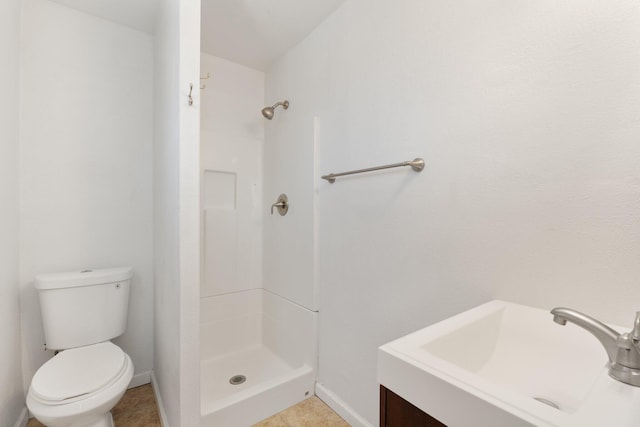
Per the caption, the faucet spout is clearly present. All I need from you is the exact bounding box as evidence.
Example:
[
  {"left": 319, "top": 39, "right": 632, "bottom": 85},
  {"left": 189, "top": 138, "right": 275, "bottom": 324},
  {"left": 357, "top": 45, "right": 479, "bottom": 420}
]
[{"left": 550, "top": 307, "right": 620, "bottom": 363}]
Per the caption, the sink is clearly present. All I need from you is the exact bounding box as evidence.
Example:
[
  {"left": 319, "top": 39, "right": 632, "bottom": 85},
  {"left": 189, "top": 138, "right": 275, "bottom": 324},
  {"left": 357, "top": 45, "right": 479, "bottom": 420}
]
[
  {"left": 378, "top": 300, "right": 640, "bottom": 427},
  {"left": 421, "top": 302, "right": 604, "bottom": 413}
]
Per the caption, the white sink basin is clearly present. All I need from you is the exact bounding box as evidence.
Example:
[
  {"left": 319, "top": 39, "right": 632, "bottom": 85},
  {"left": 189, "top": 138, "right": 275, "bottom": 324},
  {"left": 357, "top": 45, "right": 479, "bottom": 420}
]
[{"left": 378, "top": 300, "right": 640, "bottom": 427}]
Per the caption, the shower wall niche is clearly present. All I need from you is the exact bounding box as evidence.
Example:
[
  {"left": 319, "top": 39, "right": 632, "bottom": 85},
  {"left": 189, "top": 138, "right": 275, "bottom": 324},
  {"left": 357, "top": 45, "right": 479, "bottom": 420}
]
[{"left": 199, "top": 53, "right": 317, "bottom": 426}]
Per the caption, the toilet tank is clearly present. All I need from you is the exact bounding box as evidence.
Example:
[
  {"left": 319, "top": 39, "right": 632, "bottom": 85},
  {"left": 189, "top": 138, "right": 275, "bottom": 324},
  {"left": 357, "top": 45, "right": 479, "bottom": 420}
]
[{"left": 35, "top": 267, "right": 132, "bottom": 350}]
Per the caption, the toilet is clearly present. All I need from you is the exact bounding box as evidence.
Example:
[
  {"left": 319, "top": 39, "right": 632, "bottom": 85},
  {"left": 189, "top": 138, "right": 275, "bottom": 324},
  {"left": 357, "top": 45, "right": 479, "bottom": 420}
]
[{"left": 26, "top": 267, "right": 135, "bottom": 427}]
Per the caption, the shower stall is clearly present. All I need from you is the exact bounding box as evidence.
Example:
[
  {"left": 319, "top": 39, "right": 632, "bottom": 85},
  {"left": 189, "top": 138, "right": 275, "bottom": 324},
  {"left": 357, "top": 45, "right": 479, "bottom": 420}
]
[{"left": 199, "top": 53, "right": 319, "bottom": 426}]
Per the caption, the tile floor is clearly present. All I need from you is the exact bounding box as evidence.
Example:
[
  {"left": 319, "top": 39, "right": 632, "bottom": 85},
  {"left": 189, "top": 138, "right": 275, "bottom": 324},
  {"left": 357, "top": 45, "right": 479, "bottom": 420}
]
[
  {"left": 253, "top": 396, "right": 350, "bottom": 427},
  {"left": 26, "top": 385, "right": 349, "bottom": 426}
]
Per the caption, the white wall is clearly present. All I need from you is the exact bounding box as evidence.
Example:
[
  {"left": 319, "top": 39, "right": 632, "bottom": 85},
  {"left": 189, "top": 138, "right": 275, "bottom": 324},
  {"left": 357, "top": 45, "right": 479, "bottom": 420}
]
[
  {"left": 153, "top": 0, "right": 201, "bottom": 425},
  {"left": 153, "top": 1, "right": 181, "bottom": 424},
  {"left": 263, "top": 95, "right": 318, "bottom": 311},
  {"left": 200, "top": 53, "right": 264, "bottom": 298},
  {"left": 0, "top": 0, "right": 26, "bottom": 425},
  {"left": 20, "top": 0, "right": 154, "bottom": 392},
  {"left": 265, "top": 0, "right": 640, "bottom": 424}
]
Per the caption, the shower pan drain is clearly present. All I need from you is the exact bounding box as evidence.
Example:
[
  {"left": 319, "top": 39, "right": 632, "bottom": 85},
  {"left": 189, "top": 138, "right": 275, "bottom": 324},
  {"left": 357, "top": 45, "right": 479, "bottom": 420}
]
[{"left": 229, "top": 375, "right": 246, "bottom": 385}]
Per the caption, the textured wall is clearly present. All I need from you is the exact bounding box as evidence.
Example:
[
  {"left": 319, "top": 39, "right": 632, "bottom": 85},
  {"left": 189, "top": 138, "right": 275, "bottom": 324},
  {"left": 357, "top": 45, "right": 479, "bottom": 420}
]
[
  {"left": 152, "top": 0, "right": 181, "bottom": 424},
  {"left": 265, "top": 0, "right": 640, "bottom": 424},
  {"left": 153, "top": 0, "right": 201, "bottom": 425},
  {"left": 20, "top": 0, "right": 154, "bottom": 394},
  {"left": 0, "top": 0, "right": 25, "bottom": 424}
]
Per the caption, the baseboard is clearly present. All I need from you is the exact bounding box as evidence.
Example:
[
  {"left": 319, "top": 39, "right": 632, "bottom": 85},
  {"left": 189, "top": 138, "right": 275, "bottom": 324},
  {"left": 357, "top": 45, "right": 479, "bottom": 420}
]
[
  {"left": 129, "top": 370, "right": 152, "bottom": 388},
  {"left": 315, "top": 382, "right": 373, "bottom": 427},
  {"left": 13, "top": 407, "right": 28, "bottom": 427},
  {"left": 151, "top": 371, "right": 170, "bottom": 427}
]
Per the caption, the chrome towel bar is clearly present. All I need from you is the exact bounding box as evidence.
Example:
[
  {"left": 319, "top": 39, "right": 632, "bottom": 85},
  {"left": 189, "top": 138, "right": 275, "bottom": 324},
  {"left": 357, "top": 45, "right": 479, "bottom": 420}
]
[{"left": 321, "top": 158, "right": 425, "bottom": 183}]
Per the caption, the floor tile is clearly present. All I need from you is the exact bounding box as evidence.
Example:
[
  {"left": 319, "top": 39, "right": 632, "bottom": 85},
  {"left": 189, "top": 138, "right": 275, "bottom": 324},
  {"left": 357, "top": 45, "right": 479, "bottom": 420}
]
[{"left": 253, "top": 396, "right": 351, "bottom": 427}]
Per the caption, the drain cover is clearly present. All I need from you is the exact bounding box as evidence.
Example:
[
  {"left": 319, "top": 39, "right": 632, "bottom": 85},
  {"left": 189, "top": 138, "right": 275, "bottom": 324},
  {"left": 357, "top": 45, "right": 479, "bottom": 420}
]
[
  {"left": 229, "top": 375, "right": 246, "bottom": 385},
  {"left": 533, "top": 397, "right": 559, "bottom": 410}
]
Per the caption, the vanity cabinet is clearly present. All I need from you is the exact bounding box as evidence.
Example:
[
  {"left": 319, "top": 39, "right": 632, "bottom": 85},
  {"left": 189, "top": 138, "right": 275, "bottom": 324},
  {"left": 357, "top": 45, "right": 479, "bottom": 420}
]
[{"left": 380, "top": 385, "right": 446, "bottom": 427}]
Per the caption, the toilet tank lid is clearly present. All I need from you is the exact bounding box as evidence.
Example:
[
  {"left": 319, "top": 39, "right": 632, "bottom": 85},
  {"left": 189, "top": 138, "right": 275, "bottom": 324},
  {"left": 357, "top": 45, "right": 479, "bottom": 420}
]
[{"left": 35, "top": 267, "right": 133, "bottom": 290}]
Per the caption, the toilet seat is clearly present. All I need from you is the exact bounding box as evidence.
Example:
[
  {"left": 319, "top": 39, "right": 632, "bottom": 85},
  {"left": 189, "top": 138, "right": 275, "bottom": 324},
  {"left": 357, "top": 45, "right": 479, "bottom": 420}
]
[
  {"left": 30, "top": 342, "right": 127, "bottom": 405},
  {"left": 27, "top": 346, "right": 133, "bottom": 427}
]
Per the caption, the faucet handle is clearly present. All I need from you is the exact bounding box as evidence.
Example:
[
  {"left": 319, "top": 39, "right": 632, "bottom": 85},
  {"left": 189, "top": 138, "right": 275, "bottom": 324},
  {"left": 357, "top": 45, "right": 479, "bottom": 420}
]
[
  {"left": 631, "top": 311, "right": 640, "bottom": 341},
  {"left": 270, "top": 193, "right": 289, "bottom": 216}
]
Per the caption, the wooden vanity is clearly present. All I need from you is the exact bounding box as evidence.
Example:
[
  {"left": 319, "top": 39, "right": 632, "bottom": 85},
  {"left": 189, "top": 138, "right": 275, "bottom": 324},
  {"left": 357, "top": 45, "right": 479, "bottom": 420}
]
[{"left": 380, "top": 385, "right": 446, "bottom": 427}]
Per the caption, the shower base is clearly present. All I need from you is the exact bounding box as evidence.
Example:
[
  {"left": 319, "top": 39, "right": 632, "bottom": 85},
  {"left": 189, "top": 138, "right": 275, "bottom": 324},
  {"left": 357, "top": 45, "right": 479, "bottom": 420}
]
[
  {"left": 201, "top": 346, "right": 313, "bottom": 426},
  {"left": 200, "top": 289, "right": 316, "bottom": 427}
]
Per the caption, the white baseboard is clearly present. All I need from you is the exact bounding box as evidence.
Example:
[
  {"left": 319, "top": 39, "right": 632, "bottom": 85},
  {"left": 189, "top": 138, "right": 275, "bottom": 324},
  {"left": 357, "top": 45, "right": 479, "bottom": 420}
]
[
  {"left": 13, "top": 407, "right": 28, "bottom": 427},
  {"left": 315, "top": 382, "right": 373, "bottom": 427},
  {"left": 129, "top": 370, "right": 152, "bottom": 388},
  {"left": 151, "top": 371, "right": 170, "bottom": 427}
]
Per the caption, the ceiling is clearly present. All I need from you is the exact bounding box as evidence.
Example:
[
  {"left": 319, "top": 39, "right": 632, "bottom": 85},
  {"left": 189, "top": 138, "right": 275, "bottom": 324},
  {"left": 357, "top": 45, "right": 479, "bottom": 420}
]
[
  {"left": 48, "top": 0, "right": 347, "bottom": 71},
  {"left": 48, "top": 0, "right": 159, "bottom": 34},
  {"left": 201, "top": 0, "right": 347, "bottom": 70}
]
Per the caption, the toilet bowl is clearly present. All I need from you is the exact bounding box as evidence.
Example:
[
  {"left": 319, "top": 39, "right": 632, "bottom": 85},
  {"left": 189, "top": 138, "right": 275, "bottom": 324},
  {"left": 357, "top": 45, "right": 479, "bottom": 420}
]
[
  {"left": 27, "top": 342, "right": 134, "bottom": 427},
  {"left": 26, "top": 267, "right": 134, "bottom": 427}
]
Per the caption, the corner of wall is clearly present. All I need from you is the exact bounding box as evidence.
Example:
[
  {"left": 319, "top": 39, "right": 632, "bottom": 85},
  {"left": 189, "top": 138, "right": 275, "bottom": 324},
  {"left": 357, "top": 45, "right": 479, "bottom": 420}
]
[
  {"left": 315, "top": 382, "right": 373, "bottom": 427},
  {"left": 12, "top": 407, "right": 28, "bottom": 427},
  {"left": 151, "top": 371, "right": 171, "bottom": 427}
]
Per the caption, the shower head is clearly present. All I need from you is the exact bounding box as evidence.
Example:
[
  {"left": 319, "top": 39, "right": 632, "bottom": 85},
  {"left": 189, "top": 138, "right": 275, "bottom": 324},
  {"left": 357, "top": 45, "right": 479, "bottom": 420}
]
[{"left": 261, "top": 100, "right": 289, "bottom": 120}]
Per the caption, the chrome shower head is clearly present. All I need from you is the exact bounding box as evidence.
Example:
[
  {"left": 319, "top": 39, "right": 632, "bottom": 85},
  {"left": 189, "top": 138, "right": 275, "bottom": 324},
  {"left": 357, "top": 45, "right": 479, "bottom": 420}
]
[{"left": 261, "top": 100, "right": 289, "bottom": 120}]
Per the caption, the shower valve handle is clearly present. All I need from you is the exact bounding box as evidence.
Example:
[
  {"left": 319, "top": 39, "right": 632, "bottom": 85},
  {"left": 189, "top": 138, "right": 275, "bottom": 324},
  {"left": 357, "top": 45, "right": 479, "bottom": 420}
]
[
  {"left": 270, "top": 201, "right": 285, "bottom": 214},
  {"left": 271, "top": 194, "right": 289, "bottom": 216}
]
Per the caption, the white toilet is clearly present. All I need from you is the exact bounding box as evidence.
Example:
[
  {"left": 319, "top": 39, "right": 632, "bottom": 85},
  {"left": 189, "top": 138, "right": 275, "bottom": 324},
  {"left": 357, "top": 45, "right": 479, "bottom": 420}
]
[{"left": 26, "top": 267, "right": 135, "bottom": 427}]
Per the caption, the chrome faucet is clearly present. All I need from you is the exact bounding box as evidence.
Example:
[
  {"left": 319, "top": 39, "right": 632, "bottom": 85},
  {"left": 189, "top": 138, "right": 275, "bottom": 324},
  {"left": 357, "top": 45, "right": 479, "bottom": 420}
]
[{"left": 551, "top": 308, "right": 640, "bottom": 387}]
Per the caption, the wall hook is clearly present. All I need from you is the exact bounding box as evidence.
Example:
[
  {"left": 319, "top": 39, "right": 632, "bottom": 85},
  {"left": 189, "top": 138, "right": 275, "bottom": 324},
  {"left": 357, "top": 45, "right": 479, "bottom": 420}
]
[{"left": 188, "top": 83, "right": 194, "bottom": 106}]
